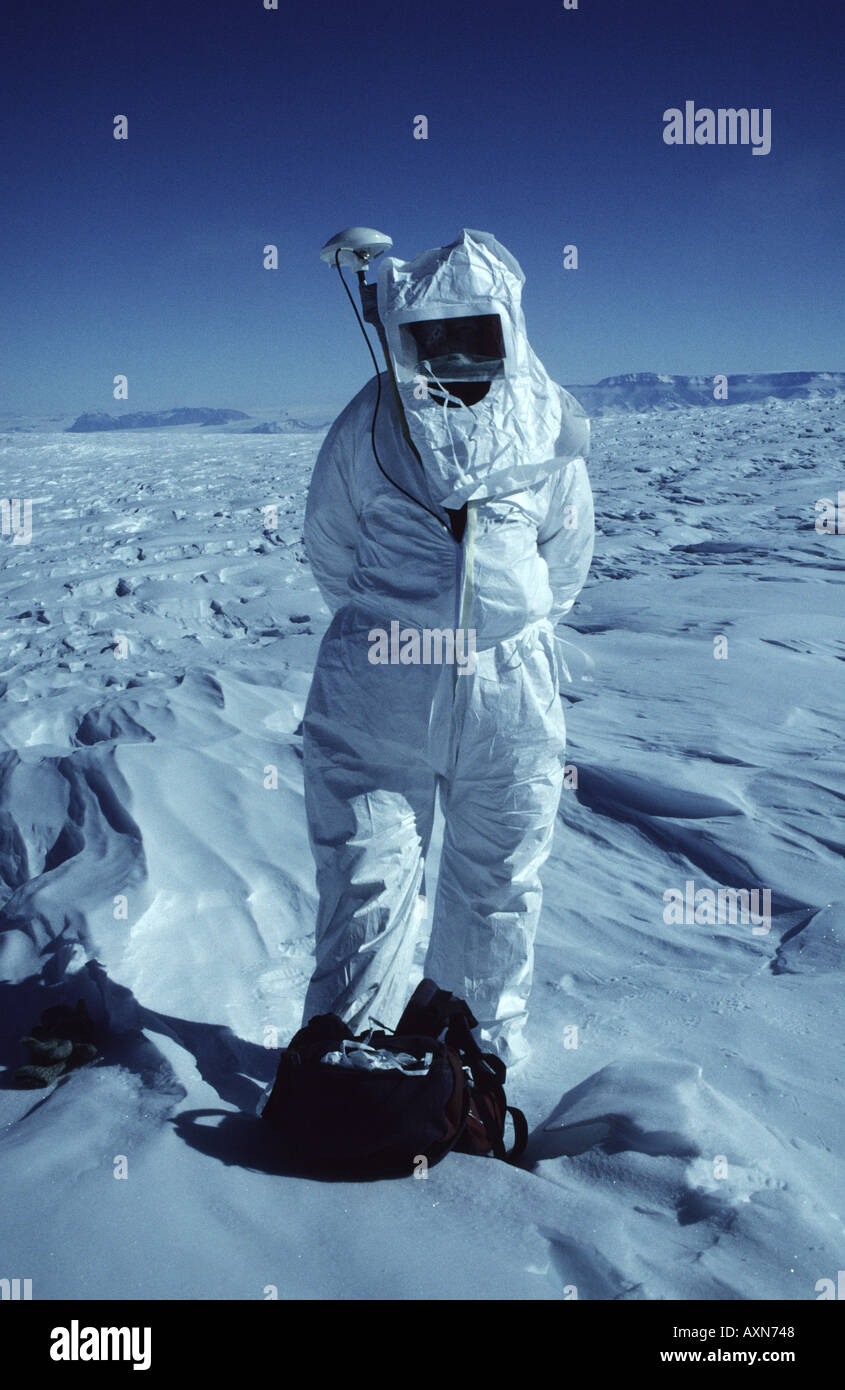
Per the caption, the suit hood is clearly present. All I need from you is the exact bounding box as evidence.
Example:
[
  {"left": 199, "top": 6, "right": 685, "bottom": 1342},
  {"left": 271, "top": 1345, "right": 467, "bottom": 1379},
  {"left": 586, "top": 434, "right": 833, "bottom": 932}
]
[{"left": 377, "top": 228, "right": 589, "bottom": 507}]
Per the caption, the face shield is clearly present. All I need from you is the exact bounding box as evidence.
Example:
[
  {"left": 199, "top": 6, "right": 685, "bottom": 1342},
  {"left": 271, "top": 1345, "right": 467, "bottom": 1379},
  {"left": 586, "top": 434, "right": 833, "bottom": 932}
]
[
  {"left": 396, "top": 313, "right": 507, "bottom": 384},
  {"left": 387, "top": 303, "right": 515, "bottom": 388}
]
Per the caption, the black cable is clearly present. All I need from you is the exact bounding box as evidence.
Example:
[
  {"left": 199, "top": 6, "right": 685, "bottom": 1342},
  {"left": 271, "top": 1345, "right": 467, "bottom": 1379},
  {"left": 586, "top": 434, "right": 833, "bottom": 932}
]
[{"left": 333, "top": 252, "right": 451, "bottom": 534}]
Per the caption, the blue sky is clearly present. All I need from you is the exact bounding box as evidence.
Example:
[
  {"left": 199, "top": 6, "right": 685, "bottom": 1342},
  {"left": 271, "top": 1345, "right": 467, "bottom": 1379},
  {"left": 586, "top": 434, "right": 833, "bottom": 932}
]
[{"left": 1, "top": 0, "right": 843, "bottom": 416}]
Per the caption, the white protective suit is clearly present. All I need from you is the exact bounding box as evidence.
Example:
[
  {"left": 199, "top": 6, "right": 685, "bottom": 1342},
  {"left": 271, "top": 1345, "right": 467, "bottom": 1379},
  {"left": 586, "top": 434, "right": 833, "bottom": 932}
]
[{"left": 301, "top": 230, "right": 594, "bottom": 1065}]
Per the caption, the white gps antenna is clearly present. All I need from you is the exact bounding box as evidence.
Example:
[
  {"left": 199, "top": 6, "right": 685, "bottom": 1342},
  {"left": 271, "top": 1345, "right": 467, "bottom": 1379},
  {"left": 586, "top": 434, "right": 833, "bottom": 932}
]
[
  {"left": 320, "top": 226, "right": 393, "bottom": 339},
  {"left": 319, "top": 227, "right": 393, "bottom": 271}
]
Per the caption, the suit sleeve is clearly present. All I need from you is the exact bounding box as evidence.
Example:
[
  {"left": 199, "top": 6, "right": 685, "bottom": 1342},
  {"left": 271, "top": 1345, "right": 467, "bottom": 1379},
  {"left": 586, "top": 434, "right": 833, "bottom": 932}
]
[
  {"left": 538, "top": 453, "right": 595, "bottom": 624},
  {"left": 304, "top": 407, "right": 362, "bottom": 614}
]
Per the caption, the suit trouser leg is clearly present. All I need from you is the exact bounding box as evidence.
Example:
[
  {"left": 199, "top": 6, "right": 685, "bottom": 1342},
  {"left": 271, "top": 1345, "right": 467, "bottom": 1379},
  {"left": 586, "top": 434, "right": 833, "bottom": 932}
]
[
  {"left": 301, "top": 613, "right": 439, "bottom": 1032},
  {"left": 424, "top": 626, "right": 567, "bottom": 1061}
]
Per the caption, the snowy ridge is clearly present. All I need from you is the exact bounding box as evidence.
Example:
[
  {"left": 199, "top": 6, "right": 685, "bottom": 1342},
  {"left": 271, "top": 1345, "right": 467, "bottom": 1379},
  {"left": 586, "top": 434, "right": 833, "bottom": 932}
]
[
  {"left": 0, "top": 394, "right": 844, "bottom": 1299},
  {"left": 564, "top": 370, "right": 845, "bottom": 415},
  {"left": 63, "top": 409, "right": 331, "bottom": 435},
  {"left": 66, "top": 407, "right": 251, "bottom": 432},
  {"left": 246, "top": 419, "right": 331, "bottom": 434}
]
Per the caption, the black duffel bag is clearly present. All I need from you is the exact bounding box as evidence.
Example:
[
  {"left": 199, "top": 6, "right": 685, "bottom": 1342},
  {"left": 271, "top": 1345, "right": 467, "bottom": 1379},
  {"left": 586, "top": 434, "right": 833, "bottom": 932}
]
[{"left": 260, "top": 978, "right": 528, "bottom": 1178}]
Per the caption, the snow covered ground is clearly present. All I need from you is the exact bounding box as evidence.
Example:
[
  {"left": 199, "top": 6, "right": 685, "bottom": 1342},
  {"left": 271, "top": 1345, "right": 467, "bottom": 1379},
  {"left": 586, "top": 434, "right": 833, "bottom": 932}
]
[{"left": 1, "top": 391, "right": 843, "bottom": 1300}]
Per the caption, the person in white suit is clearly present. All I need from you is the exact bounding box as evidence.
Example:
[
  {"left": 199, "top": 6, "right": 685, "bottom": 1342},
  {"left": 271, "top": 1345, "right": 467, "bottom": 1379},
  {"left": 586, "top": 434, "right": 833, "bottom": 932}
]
[{"left": 301, "top": 229, "right": 594, "bottom": 1068}]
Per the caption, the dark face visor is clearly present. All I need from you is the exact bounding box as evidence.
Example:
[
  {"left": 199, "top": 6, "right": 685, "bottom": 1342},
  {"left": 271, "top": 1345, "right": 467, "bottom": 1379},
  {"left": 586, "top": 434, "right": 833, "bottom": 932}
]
[{"left": 398, "top": 313, "right": 506, "bottom": 381}]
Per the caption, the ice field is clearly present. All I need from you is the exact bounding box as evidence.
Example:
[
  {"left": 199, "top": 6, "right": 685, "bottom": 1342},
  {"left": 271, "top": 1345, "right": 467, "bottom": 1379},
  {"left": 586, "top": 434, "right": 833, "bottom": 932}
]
[{"left": 1, "top": 389, "right": 843, "bottom": 1300}]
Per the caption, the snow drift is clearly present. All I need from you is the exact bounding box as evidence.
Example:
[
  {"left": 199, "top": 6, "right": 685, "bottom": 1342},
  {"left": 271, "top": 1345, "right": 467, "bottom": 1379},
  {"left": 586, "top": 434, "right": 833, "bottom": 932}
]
[{"left": 1, "top": 392, "right": 843, "bottom": 1299}]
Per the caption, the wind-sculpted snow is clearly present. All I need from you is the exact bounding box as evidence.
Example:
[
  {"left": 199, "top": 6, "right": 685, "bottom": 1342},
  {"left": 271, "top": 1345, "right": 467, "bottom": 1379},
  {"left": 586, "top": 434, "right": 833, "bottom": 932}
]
[{"left": 0, "top": 398, "right": 843, "bottom": 1300}]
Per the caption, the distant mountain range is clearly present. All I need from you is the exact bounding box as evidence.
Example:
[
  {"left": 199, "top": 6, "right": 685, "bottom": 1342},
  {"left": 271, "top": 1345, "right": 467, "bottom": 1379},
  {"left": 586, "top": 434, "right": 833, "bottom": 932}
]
[
  {"left": 64, "top": 407, "right": 332, "bottom": 433},
  {"left": 66, "top": 407, "right": 251, "bottom": 432},
  {"left": 245, "top": 419, "right": 331, "bottom": 434},
  {"left": 562, "top": 371, "right": 845, "bottom": 415},
  {"left": 38, "top": 371, "right": 845, "bottom": 435}
]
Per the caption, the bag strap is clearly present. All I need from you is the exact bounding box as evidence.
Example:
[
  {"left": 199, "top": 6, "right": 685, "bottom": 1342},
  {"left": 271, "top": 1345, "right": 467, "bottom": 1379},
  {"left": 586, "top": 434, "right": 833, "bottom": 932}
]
[
  {"left": 505, "top": 1106, "right": 529, "bottom": 1162},
  {"left": 443, "top": 1011, "right": 500, "bottom": 1085},
  {"left": 471, "top": 1085, "right": 508, "bottom": 1161},
  {"left": 288, "top": 1012, "right": 354, "bottom": 1050},
  {"left": 395, "top": 978, "right": 478, "bottom": 1038},
  {"left": 443, "top": 1012, "right": 528, "bottom": 1165}
]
